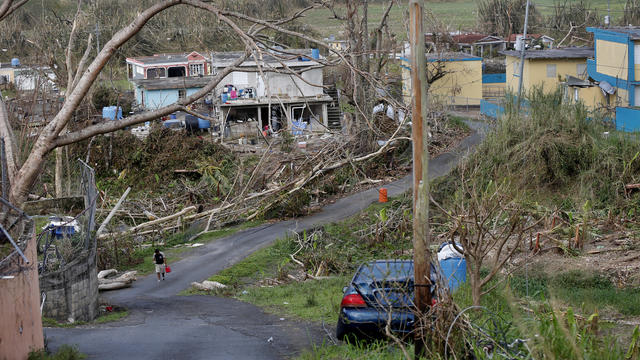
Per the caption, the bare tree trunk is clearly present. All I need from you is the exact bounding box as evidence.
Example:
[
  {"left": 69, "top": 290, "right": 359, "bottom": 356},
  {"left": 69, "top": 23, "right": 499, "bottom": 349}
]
[
  {"left": 0, "top": 97, "right": 18, "bottom": 184},
  {"left": 471, "top": 267, "right": 482, "bottom": 306},
  {"left": 55, "top": 147, "right": 63, "bottom": 197}
]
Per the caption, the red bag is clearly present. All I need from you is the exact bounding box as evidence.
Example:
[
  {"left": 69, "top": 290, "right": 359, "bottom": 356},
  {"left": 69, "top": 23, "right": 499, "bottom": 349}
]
[{"left": 165, "top": 266, "right": 171, "bottom": 273}]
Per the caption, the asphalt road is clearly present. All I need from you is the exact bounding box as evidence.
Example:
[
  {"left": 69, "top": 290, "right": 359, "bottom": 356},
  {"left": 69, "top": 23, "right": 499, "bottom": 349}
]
[{"left": 45, "top": 121, "right": 487, "bottom": 359}]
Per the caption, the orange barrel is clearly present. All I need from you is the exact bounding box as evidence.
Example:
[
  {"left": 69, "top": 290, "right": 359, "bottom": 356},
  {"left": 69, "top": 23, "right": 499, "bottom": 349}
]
[{"left": 379, "top": 188, "right": 388, "bottom": 203}]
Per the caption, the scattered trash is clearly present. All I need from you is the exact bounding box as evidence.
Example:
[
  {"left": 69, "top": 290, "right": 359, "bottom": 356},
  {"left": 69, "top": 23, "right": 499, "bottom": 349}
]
[
  {"left": 105, "top": 306, "right": 113, "bottom": 312},
  {"left": 283, "top": 301, "right": 289, "bottom": 305},
  {"left": 241, "top": 290, "right": 249, "bottom": 295},
  {"left": 267, "top": 337, "right": 274, "bottom": 344},
  {"left": 189, "top": 243, "right": 204, "bottom": 247},
  {"left": 279, "top": 318, "right": 285, "bottom": 321}
]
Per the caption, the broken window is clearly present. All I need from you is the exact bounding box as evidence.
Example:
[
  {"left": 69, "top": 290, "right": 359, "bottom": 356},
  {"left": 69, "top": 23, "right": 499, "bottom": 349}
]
[
  {"left": 128, "top": 64, "right": 133, "bottom": 79},
  {"left": 189, "top": 63, "right": 204, "bottom": 76},
  {"left": 168, "top": 66, "right": 186, "bottom": 77},
  {"left": 147, "top": 67, "right": 166, "bottom": 79},
  {"left": 178, "top": 89, "right": 186, "bottom": 99},
  {"left": 546, "top": 64, "right": 556, "bottom": 78},
  {"left": 576, "top": 63, "right": 587, "bottom": 78}
]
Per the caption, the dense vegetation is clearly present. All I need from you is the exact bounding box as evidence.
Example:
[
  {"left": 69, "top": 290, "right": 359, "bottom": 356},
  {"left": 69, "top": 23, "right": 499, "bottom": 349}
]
[{"left": 194, "top": 91, "right": 640, "bottom": 358}]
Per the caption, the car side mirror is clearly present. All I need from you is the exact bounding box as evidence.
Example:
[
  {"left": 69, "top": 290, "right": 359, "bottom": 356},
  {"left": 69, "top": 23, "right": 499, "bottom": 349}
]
[{"left": 342, "top": 286, "right": 347, "bottom": 293}]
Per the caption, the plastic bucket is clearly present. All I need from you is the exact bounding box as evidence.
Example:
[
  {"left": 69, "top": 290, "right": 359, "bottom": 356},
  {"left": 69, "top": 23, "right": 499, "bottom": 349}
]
[
  {"left": 379, "top": 188, "right": 388, "bottom": 203},
  {"left": 439, "top": 257, "right": 466, "bottom": 292}
]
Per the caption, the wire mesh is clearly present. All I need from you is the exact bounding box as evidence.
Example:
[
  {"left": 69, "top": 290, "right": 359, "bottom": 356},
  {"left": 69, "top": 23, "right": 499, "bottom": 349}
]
[{"left": 36, "top": 160, "right": 97, "bottom": 274}]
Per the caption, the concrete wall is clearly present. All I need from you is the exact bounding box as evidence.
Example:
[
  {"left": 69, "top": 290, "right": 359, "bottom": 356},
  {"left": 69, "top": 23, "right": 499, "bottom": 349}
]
[
  {"left": 571, "top": 85, "right": 608, "bottom": 109},
  {"left": 136, "top": 87, "right": 201, "bottom": 109},
  {"left": 0, "top": 235, "right": 45, "bottom": 359},
  {"left": 596, "top": 39, "right": 628, "bottom": 81},
  {"left": 39, "top": 247, "right": 98, "bottom": 322},
  {"left": 616, "top": 107, "right": 640, "bottom": 132},
  {"left": 506, "top": 55, "right": 588, "bottom": 94},
  {"left": 219, "top": 68, "right": 324, "bottom": 98},
  {"left": 402, "top": 58, "right": 483, "bottom": 105}
]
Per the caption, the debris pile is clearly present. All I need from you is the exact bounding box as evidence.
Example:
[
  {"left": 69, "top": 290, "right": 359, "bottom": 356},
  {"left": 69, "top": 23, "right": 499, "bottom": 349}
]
[{"left": 97, "top": 269, "right": 137, "bottom": 291}]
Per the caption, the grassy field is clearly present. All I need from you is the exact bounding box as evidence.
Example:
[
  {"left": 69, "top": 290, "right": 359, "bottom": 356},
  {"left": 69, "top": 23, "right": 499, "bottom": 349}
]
[{"left": 301, "top": 0, "right": 628, "bottom": 39}]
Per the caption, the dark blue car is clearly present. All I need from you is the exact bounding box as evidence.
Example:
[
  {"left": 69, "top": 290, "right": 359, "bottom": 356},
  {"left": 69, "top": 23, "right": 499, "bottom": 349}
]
[{"left": 336, "top": 260, "right": 437, "bottom": 340}]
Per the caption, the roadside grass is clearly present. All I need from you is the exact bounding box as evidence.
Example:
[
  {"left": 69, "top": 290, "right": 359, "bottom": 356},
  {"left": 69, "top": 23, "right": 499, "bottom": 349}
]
[
  {"left": 299, "top": 339, "right": 412, "bottom": 360},
  {"left": 42, "top": 309, "right": 129, "bottom": 328},
  {"left": 238, "top": 276, "right": 348, "bottom": 323},
  {"left": 510, "top": 270, "right": 640, "bottom": 317},
  {"left": 128, "top": 220, "right": 264, "bottom": 275},
  {"left": 28, "top": 345, "right": 86, "bottom": 360}
]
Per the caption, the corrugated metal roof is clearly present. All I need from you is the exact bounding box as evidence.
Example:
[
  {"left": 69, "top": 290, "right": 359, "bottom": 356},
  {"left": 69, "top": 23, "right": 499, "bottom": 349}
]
[
  {"left": 601, "top": 27, "right": 640, "bottom": 40},
  {"left": 500, "top": 47, "right": 593, "bottom": 59}
]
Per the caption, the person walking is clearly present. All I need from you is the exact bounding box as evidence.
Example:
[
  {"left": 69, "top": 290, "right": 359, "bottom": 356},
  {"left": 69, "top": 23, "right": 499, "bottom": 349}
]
[{"left": 153, "top": 249, "right": 167, "bottom": 281}]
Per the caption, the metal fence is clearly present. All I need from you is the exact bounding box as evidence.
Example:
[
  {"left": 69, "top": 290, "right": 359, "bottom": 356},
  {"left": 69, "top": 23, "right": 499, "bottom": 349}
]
[{"left": 37, "top": 160, "right": 97, "bottom": 273}]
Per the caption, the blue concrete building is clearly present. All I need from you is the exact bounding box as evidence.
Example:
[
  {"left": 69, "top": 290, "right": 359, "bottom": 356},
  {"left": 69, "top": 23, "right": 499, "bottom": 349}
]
[{"left": 586, "top": 27, "right": 640, "bottom": 131}]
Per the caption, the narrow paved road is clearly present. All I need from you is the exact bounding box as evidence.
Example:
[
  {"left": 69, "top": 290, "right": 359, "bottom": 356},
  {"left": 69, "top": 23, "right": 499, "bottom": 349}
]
[{"left": 46, "top": 121, "right": 487, "bottom": 359}]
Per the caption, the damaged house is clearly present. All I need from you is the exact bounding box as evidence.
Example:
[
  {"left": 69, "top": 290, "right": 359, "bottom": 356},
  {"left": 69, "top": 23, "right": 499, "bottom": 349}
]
[{"left": 126, "top": 49, "right": 340, "bottom": 138}]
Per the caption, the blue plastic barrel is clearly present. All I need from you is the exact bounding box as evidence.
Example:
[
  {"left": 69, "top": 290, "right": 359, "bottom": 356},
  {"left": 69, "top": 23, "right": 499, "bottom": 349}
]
[
  {"left": 311, "top": 48, "right": 320, "bottom": 59},
  {"left": 439, "top": 257, "right": 467, "bottom": 292}
]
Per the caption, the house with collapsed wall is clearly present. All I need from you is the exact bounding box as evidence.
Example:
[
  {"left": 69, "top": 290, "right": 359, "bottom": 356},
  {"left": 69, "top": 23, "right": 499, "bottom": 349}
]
[{"left": 126, "top": 49, "right": 340, "bottom": 137}]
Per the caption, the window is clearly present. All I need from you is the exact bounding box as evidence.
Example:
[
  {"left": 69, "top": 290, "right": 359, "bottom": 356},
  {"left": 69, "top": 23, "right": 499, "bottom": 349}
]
[
  {"left": 168, "top": 66, "right": 186, "bottom": 78},
  {"left": 178, "top": 89, "right": 186, "bottom": 99},
  {"left": 513, "top": 61, "right": 519, "bottom": 73},
  {"left": 576, "top": 63, "right": 587, "bottom": 77},
  {"left": 189, "top": 63, "right": 204, "bottom": 76},
  {"left": 146, "top": 67, "right": 166, "bottom": 79},
  {"left": 546, "top": 64, "right": 556, "bottom": 78}
]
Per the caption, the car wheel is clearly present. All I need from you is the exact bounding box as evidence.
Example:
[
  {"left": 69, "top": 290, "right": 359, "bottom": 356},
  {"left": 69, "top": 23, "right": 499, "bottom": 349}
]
[{"left": 336, "top": 318, "right": 347, "bottom": 341}]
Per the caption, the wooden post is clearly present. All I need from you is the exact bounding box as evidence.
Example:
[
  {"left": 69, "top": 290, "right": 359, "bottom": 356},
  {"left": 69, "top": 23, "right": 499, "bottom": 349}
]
[{"left": 409, "top": 0, "right": 431, "bottom": 357}]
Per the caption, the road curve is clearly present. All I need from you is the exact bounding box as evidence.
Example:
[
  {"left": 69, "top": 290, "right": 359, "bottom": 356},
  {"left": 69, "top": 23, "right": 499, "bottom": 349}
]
[{"left": 45, "top": 121, "right": 487, "bottom": 359}]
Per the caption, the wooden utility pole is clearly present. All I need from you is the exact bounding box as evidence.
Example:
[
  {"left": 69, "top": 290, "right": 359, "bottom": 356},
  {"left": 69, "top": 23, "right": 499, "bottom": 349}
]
[{"left": 409, "top": 0, "right": 431, "bottom": 357}]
